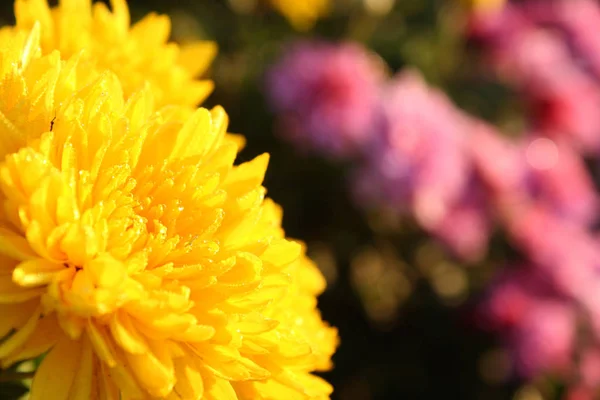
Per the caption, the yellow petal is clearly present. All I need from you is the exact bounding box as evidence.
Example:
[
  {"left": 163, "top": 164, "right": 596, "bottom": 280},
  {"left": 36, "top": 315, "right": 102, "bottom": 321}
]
[
  {"left": 0, "top": 228, "right": 36, "bottom": 260},
  {"left": 67, "top": 337, "right": 95, "bottom": 400},
  {"left": 170, "top": 108, "right": 213, "bottom": 160},
  {"left": 86, "top": 321, "right": 117, "bottom": 367},
  {"left": 0, "top": 306, "right": 41, "bottom": 359},
  {"left": 98, "top": 361, "right": 121, "bottom": 400},
  {"left": 19, "top": 21, "right": 41, "bottom": 70},
  {"left": 261, "top": 239, "right": 302, "bottom": 270},
  {"left": 224, "top": 133, "right": 246, "bottom": 152},
  {"left": 109, "top": 311, "right": 148, "bottom": 354},
  {"left": 13, "top": 258, "right": 64, "bottom": 287},
  {"left": 1, "top": 312, "right": 61, "bottom": 368},
  {"left": 170, "top": 323, "right": 215, "bottom": 343},
  {"left": 29, "top": 336, "right": 82, "bottom": 400},
  {"left": 195, "top": 344, "right": 270, "bottom": 381},
  {"left": 224, "top": 153, "right": 270, "bottom": 196},
  {"left": 218, "top": 252, "right": 262, "bottom": 285},
  {"left": 168, "top": 357, "right": 204, "bottom": 400},
  {"left": 178, "top": 41, "right": 217, "bottom": 77},
  {"left": 203, "top": 371, "right": 237, "bottom": 400},
  {"left": 235, "top": 312, "right": 279, "bottom": 334},
  {"left": 0, "top": 300, "right": 37, "bottom": 338},
  {"left": 103, "top": 360, "right": 145, "bottom": 400},
  {"left": 125, "top": 349, "right": 175, "bottom": 398}
]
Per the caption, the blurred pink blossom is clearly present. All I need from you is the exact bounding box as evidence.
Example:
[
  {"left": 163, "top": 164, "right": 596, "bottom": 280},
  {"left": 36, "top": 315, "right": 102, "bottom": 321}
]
[
  {"left": 266, "top": 41, "right": 385, "bottom": 158},
  {"left": 522, "top": 0, "right": 600, "bottom": 79},
  {"left": 510, "top": 300, "right": 576, "bottom": 377},
  {"left": 471, "top": 125, "right": 598, "bottom": 226},
  {"left": 352, "top": 71, "right": 470, "bottom": 223},
  {"left": 479, "top": 267, "right": 576, "bottom": 378},
  {"left": 523, "top": 136, "right": 598, "bottom": 224},
  {"left": 469, "top": 123, "right": 525, "bottom": 200},
  {"left": 580, "top": 350, "right": 600, "bottom": 390},
  {"left": 507, "top": 31, "right": 600, "bottom": 152},
  {"left": 566, "top": 387, "right": 597, "bottom": 400},
  {"left": 478, "top": 267, "right": 555, "bottom": 331},
  {"left": 351, "top": 71, "right": 490, "bottom": 259},
  {"left": 505, "top": 207, "right": 600, "bottom": 300},
  {"left": 469, "top": 1, "right": 600, "bottom": 153},
  {"left": 427, "top": 185, "right": 491, "bottom": 261}
]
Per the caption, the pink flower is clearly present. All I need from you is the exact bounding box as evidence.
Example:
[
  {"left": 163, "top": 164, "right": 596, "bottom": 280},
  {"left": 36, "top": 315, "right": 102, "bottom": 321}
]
[
  {"left": 471, "top": 125, "right": 598, "bottom": 226},
  {"left": 522, "top": 0, "right": 600, "bottom": 80},
  {"left": 478, "top": 267, "right": 554, "bottom": 330},
  {"left": 266, "top": 41, "right": 385, "bottom": 158},
  {"left": 580, "top": 350, "right": 600, "bottom": 389},
  {"left": 353, "top": 71, "right": 471, "bottom": 227},
  {"left": 566, "top": 387, "right": 596, "bottom": 400},
  {"left": 469, "top": 122, "right": 528, "bottom": 203},
  {"left": 523, "top": 136, "right": 598, "bottom": 225},
  {"left": 469, "top": 2, "right": 600, "bottom": 153},
  {"left": 479, "top": 267, "right": 576, "bottom": 378},
  {"left": 505, "top": 207, "right": 600, "bottom": 299},
  {"left": 510, "top": 300, "right": 576, "bottom": 377},
  {"left": 507, "top": 30, "right": 600, "bottom": 152},
  {"left": 351, "top": 71, "right": 493, "bottom": 259},
  {"left": 427, "top": 185, "right": 491, "bottom": 261}
]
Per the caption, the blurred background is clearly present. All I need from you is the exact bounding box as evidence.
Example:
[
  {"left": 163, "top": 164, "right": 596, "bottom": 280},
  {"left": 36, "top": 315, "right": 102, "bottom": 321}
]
[{"left": 4, "top": 0, "right": 600, "bottom": 399}]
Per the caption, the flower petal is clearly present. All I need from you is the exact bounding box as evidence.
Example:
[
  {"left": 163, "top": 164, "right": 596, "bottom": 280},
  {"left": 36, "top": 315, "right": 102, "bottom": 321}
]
[
  {"left": 13, "top": 258, "right": 64, "bottom": 287},
  {"left": 29, "top": 336, "right": 82, "bottom": 400}
]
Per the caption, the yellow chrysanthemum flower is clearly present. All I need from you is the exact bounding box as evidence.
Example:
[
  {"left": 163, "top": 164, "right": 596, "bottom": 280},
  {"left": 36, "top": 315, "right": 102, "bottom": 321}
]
[
  {"left": 0, "top": 0, "right": 216, "bottom": 108},
  {"left": 269, "top": 0, "right": 329, "bottom": 31},
  {"left": 0, "top": 25, "right": 337, "bottom": 400}
]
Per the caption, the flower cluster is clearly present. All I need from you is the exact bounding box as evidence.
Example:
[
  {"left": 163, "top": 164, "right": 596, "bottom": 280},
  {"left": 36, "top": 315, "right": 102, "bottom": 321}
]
[
  {"left": 469, "top": 0, "right": 600, "bottom": 154},
  {"left": 352, "top": 72, "right": 490, "bottom": 260},
  {"left": 267, "top": 44, "right": 493, "bottom": 260},
  {"left": 3, "top": 0, "right": 217, "bottom": 109},
  {"left": 479, "top": 208, "right": 600, "bottom": 398},
  {"left": 266, "top": 41, "right": 385, "bottom": 159},
  {"left": 265, "top": 1, "right": 600, "bottom": 394},
  {"left": 0, "top": 1, "right": 337, "bottom": 399},
  {"left": 467, "top": 1, "right": 600, "bottom": 396}
]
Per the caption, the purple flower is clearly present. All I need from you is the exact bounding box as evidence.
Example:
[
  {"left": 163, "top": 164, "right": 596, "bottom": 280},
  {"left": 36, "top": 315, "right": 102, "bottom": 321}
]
[{"left": 266, "top": 41, "right": 385, "bottom": 158}]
